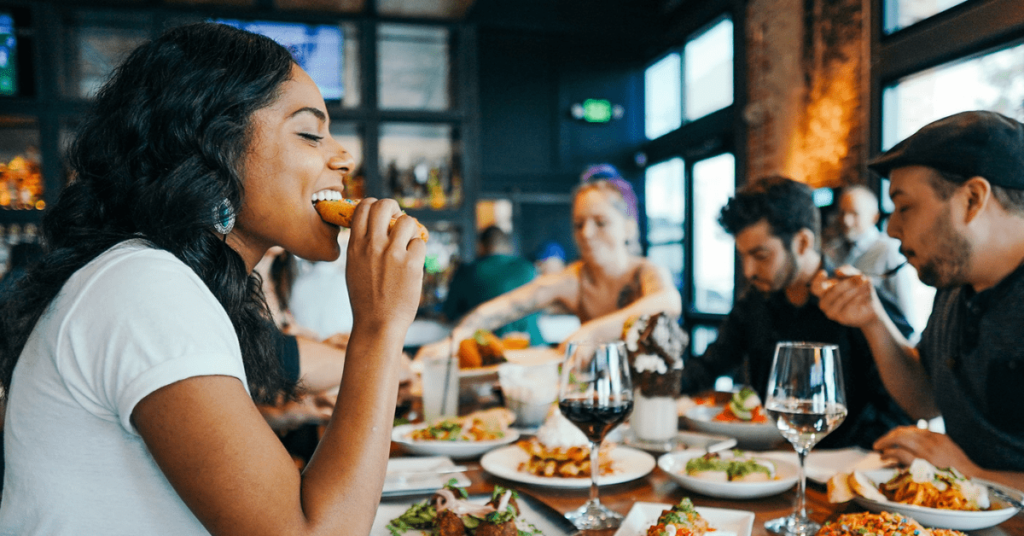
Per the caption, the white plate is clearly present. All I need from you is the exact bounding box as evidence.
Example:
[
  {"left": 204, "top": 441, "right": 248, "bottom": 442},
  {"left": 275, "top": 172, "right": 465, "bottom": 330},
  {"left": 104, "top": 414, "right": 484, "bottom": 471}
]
[
  {"left": 684, "top": 406, "right": 785, "bottom": 450},
  {"left": 658, "top": 449, "right": 798, "bottom": 499},
  {"left": 382, "top": 457, "right": 471, "bottom": 498},
  {"left": 613, "top": 501, "right": 755, "bottom": 536},
  {"left": 391, "top": 424, "right": 520, "bottom": 459},
  {"left": 851, "top": 468, "right": 1022, "bottom": 530},
  {"left": 372, "top": 491, "right": 577, "bottom": 535},
  {"left": 480, "top": 444, "right": 656, "bottom": 489}
]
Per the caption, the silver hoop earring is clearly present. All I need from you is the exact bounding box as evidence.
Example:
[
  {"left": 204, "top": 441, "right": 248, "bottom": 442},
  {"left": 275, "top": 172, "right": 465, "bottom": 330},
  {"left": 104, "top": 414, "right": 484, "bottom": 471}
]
[{"left": 213, "top": 198, "right": 235, "bottom": 235}]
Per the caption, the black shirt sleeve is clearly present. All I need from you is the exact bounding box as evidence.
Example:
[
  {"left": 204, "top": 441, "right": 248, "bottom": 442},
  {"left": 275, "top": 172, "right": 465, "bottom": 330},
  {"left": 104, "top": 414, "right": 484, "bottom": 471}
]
[
  {"left": 275, "top": 330, "right": 301, "bottom": 385},
  {"left": 680, "top": 297, "right": 750, "bottom": 394}
]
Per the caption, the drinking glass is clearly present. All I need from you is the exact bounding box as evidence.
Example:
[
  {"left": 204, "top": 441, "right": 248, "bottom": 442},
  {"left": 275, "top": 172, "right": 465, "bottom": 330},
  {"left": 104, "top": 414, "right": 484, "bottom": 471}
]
[
  {"left": 558, "top": 341, "right": 633, "bottom": 530},
  {"left": 764, "top": 342, "right": 847, "bottom": 536}
]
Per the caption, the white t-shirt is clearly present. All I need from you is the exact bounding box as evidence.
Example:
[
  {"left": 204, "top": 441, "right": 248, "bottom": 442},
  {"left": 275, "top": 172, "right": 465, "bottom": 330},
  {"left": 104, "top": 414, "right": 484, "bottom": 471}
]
[{"left": 0, "top": 240, "right": 248, "bottom": 535}]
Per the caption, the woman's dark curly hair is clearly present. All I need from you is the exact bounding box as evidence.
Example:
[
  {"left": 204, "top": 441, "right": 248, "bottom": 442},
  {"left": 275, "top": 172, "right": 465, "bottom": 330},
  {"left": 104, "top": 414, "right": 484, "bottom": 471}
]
[
  {"left": 718, "top": 175, "right": 822, "bottom": 249},
  {"left": 0, "top": 22, "right": 298, "bottom": 403}
]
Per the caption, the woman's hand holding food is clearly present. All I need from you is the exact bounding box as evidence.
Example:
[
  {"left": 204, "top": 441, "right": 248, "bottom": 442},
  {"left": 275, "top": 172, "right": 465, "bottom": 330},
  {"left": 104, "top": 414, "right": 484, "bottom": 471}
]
[
  {"left": 345, "top": 198, "right": 425, "bottom": 333},
  {"left": 873, "top": 426, "right": 980, "bottom": 478},
  {"left": 812, "top": 266, "right": 886, "bottom": 330}
]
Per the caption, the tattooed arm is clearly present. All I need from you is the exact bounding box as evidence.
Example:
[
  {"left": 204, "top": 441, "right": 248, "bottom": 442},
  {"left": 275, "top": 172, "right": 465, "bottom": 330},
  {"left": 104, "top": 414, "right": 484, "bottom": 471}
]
[
  {"left": 414, "top": 268, "right": 578, "bottom": 360},
  {"left": 557, "top": 260, "right": 681, "bottom": 352}
]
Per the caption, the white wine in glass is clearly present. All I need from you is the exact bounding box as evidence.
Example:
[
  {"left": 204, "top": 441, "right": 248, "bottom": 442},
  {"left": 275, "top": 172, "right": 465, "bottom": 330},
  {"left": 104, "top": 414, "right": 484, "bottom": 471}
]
[
  {"left": 764, "top": 342, "right": 847, "bottom": 536},
  {"left": 559, "top": 341, "right": 633, "bottom": 530}
]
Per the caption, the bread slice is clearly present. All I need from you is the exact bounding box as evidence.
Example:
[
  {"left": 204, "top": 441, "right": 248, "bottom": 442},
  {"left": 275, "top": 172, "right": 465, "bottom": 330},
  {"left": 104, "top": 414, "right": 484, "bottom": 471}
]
[
  {"left": 848, "top": 471, "right": 888, "bottom": 502},
  {"left": 827, "top": 472, "right": 856, "bottom": 503}
]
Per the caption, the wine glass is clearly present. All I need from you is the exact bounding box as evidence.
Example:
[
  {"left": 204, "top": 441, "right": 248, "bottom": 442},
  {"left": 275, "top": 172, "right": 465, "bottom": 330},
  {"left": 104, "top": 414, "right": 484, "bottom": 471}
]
[
  {"left": 764, "top": 342, "right": 847, "bottom": 536},
  {"left": 558, "top": 341, "right": 634, "bottom": 530}
]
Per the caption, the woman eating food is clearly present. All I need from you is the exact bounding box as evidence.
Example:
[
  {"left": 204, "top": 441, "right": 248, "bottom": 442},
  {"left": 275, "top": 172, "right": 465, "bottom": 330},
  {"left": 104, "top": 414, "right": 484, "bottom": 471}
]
[
  {"left": 0, "top": 23, "right": 425, "bottom": 534},
  {"left": 417, "top": 165, "right": 681, "bottom": 360}
]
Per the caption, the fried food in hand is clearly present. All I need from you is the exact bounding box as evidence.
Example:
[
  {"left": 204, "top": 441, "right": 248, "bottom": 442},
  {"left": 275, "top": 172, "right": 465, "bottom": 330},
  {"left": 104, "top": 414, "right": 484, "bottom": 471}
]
[{"left": 313, "top": 196, "right": 429, "bottom": 241}]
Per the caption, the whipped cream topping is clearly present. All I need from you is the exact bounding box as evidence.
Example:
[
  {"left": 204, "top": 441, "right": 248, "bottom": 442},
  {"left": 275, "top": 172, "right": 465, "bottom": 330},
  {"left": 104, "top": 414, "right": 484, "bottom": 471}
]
[
  {"left": 535, "top": 409, "right": 589, "bottom": 449},
  {"left": 633, "top": 354, "right": 668, "bottom": 374}
]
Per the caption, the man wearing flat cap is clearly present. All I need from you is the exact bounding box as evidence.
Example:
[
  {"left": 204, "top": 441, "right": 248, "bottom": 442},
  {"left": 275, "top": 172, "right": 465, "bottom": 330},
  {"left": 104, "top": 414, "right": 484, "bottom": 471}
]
[{"left": 813, "top": 110, "right": 1024, "bottom": 491}]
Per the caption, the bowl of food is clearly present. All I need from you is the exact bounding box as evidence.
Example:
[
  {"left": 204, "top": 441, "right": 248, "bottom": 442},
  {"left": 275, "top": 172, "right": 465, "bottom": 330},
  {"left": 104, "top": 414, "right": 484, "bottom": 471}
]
[
  {"left": 828, "top": 458, "right": 1022, "bottom": 531},
  {"left": 658, "top": 449, "right": 798, "bottom": 499},
  {"left": 683, "top": 387, "right": 784, "bottom": 449}
]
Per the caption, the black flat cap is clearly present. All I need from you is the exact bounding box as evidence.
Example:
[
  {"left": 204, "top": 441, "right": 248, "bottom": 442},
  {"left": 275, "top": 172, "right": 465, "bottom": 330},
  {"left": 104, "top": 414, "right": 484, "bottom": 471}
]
[{"left": 868, "top": 111, "right": 1024, "bottom": 189}]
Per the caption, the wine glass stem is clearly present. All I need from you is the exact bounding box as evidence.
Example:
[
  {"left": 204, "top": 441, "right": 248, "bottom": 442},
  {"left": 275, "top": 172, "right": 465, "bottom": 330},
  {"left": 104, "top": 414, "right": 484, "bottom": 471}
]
[
  {"left": 588, "top": 440, "right": 601, "bottom": 506},
  {"left": 795, "top": 448, "right": 808, "bottom": 519}
]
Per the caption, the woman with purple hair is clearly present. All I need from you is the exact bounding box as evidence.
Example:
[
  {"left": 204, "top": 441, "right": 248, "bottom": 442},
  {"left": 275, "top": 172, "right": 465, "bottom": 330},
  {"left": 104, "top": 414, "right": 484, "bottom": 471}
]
[{"left": 417, "top": 165, "right": 681, "bottom": 355}]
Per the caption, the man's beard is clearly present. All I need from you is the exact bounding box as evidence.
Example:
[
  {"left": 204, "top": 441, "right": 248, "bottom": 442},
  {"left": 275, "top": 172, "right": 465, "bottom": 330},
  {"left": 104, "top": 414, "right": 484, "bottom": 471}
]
[
  {"left": 754, "top": 246, "right": 800, "bottom": 296},
  {"left": 912, "top": 209, "right": 972, "bottom": 289}
]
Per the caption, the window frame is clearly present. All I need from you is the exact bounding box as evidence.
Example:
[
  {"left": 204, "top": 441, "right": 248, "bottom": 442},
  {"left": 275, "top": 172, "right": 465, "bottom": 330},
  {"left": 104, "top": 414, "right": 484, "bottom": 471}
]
[{"left": 639, "top": 2, "right": 746, "bottom": 361}]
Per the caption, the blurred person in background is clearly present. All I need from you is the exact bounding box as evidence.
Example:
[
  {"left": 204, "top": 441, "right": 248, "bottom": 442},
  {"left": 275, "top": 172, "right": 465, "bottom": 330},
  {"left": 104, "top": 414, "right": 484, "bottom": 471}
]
[
  {"left": 680, "top": 176, "right": 914, "bottom": 449},
  {"left": 290, "top": 230, "right": 353, "bottom": 342},
  {"left": 824, "top": 185, "right": 925, "bottom": 335},
  {"left": 443, "top": 225, "right": 544, "bottom": 345},
  {"left": 417, "top": 164, "right": 681, "bottom": 359}
]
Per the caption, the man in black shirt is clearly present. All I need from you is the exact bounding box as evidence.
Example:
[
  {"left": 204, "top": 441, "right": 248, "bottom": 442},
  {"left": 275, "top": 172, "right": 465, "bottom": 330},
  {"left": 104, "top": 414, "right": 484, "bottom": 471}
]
[
  {"left": 815, "top": 111, "right": 1024, "bottom": 491},
  {"left": 681, "top": 176, "right": 913, "bottom": 449}
]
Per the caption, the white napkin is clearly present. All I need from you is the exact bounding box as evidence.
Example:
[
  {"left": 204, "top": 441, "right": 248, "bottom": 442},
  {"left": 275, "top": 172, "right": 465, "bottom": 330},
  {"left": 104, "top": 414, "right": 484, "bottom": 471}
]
[{"left": 756, "top": 448, "right": 887, "bottom": 484}]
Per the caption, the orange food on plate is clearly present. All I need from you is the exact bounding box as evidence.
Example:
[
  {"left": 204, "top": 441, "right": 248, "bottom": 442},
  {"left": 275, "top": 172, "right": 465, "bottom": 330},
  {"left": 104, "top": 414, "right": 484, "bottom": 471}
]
[
  {"left": 457, "top": 330, "right": 507, "bottom": 368},
  {"left": 815, "top": 511, "right": 966, "bottom": 536},
  {"left": 500, "top": 332, "right": 531, "bottom": 350},
  {"left": 713, "top": 386, "right": 770, "bottom": 423},
  {"left": 714, "top": 404, "right": 770, "bottom": 423}
]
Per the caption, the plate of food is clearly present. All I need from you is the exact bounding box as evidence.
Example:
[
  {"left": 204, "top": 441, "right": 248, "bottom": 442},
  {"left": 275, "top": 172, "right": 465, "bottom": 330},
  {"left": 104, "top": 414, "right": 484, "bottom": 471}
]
[
  {"left": 828, "top": 458, "right": 1022, "bottom": 530},
  {"left": 374, "top": 479, "right": 577, "bottom": 535},
  {"left": 392, "top": 409, "right": 520, "bottom": 459},
  {"left": 817, "top": 511, "right": 975, "bottom": 536},
  {"left": 480, "top": 403, "right": 655, "bottom": 488},
  {"left": 658, "top": 449, "right": 798, "bottom": 499},
  {"left": 412, "top": 332, "right": 560, "bottom": 381},
  {"left": 481, "top": 443, "right": 656, "bottom": 489},
  {"left": 683, "top": 388, "right": 784, "bottom": 449},
  {"left": 613, "top": 498, "right": 755, "bottom": 536}
]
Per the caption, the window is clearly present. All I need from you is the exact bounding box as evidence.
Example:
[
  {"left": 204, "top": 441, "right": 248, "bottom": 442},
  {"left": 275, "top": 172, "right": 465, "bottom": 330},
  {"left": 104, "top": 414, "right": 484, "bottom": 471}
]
[
  {"left": 645, "top": 158, "right": 685, "bottom": 288},
  {"left": 645, "top": 53, "right": 681, "bottom": 140},
  {"left": 884, "top": 0, "right": 971, "bottom": 34},
  {"left": 643, "top": 16, "right": 734, "bottom": 138},
  {"left": 881, "top": 40, "right": 1024, "bottom": 150},
  {"left": 684, "top": 17, "right": 734, "bottom": 121},
  {"left": 378, "top": 24, "right": 450, "bottom": 111},
  {"left": 691, "top": 153, "right": 735, "bottom": 315}
]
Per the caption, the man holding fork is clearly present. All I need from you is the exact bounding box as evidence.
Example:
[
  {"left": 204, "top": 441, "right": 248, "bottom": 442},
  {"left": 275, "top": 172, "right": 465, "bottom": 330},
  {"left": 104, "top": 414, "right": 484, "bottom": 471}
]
[{"left": 814, "top": 111, "right": 1024, "bottom": 491}]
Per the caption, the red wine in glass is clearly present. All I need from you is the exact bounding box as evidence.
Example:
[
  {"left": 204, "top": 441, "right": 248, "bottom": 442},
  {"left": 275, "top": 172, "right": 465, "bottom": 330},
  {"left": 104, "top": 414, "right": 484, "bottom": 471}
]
[{"left": 558, "top": 396, "right": 634, "bottom": 443}]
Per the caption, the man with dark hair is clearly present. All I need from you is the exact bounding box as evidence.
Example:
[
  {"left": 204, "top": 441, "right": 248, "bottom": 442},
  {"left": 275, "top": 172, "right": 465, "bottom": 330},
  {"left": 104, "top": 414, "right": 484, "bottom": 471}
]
[
  {"left": 681, "top": 176, "right": 914, "bottom": 449},
  {"left": 443, "top": 225, "right": 544, "bottom": 344},
  {"left": 815, "top": 110, "right": 1024, "bottom": 489}
]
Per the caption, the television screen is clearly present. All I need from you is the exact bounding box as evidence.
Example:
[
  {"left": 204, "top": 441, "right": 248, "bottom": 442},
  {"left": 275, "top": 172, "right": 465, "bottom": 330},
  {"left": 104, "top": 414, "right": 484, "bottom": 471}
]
[
  {"left": 0, "top": 13, "right": 17, "bottom": 96},
  {"left": 214, "top": 19, "right": 343, "bottom": 101}
]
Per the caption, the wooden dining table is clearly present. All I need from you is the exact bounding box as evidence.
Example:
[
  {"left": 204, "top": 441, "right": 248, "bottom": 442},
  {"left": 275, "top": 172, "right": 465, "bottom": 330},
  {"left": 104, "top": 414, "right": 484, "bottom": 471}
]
[
  {"left": 387, "top": 386, "right": 1023, "bottom": 536},
  {"left": 403, "top": 453, "right": 1024, "bottom": 536}
]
